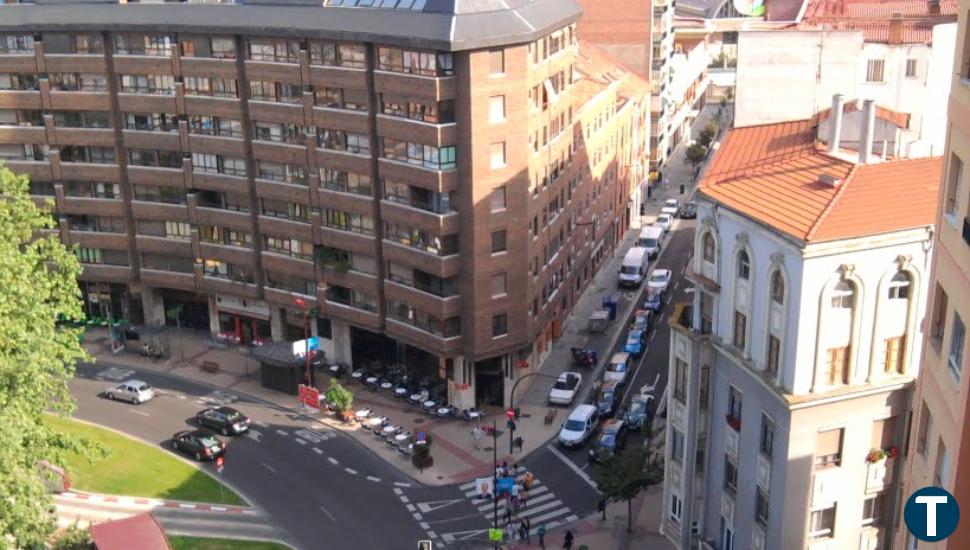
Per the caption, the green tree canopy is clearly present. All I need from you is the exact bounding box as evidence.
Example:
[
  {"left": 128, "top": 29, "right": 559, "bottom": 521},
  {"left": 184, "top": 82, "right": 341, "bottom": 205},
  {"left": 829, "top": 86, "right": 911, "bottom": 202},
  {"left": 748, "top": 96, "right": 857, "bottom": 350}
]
[
  {"left": 698, "top": 121, "right": 718, "bottom": 148},
  {"left": 0, "top": 163, "right": 93, "bottom": 549},
  {"left": 685, "top": 143, "right": 708, "bottom": 167},
  {"left": 591, "top": 446, "right": 663, "bottom": 533}
]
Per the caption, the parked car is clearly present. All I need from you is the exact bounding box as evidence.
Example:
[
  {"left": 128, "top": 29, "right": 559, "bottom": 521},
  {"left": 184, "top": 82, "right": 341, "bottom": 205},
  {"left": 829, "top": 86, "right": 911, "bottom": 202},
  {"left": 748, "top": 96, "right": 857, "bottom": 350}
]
[
  {"left": 664, "top": 198, "right": 680, "bottom": 211},
  {"left": 623, "top": 329, "right": 647, "bottom": 358},
  {"left": 170, "top": 429, "right": 226, "bottom": 461},
  {"left": 623, "top": 392, "right": 654, "bottom": 431},
  {"left": 558, "top": 404, "right": 599, "bottom": 448},
  {"left": 644, "top": 288, "right": 665, "bottom": 313},
  {"left": 679, "top": 201, "right": 697, "bottom": 219},
  {"left": 631, "top": 309, "right": 654, "bottom": 333},
  {"left": 588, "top": 419, "right": 629, "bottom": 462},
  {"left": 548, "top": 372, "right": 583, "bottom": 406},
  {"left": 604, "top": 353, "right": 632, "bottom": 386},
  {"left": 655, "top": 214, "right": 673, "bottom": 232},
  {"left": 594, "top": 381, "right": 622, "bottom": 418},
  {"left": 648, "top": 269, "right": 672, "bottom": 293},
  {"left": 104, "top": 380, "right": 155, "bottom": 404},
  {"left": 196, "top": 406, "right": 250, "bottom": 436}
]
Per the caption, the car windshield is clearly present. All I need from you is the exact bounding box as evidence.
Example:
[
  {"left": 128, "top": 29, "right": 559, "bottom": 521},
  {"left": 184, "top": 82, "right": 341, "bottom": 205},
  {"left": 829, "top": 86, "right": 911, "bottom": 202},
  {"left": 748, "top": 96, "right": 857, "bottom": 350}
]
[
  {"left": 647, "top": 292, "right": 660, "bottom": 303},
  {"left": 598, "top": 434, "right": 617, "bottom": 448},
  {"left": 553, "top": 379, "right": 572, "bottom": 390},
  {"left": 564, "top": 419, "right": 586, "bottom": 431},
  {"left": 137, "top": 384, "right": 150, "bottom": 392},
  {"left": 599, "top": 391, "right": 614, "bottom": 402},
  {"left": 609, "top": 362, "right": 626, "bottom": 372},
  {"left": 650, "top": 273, "right": 666, "bottom": 283},
  {"left": 620, "top": 265, "right": 639, "bottom": 274},
  {"left": 199, "top": 435, "right": 220, "bottom": 447},
  {"left": 626, "top": 334, "right": 639, "bottom": 345},
  {"left": 630, "top": 402, "right": 646, "bottom": 413},
  {"left": 641, "top": 238, "right": 658, "bottom": 247}
]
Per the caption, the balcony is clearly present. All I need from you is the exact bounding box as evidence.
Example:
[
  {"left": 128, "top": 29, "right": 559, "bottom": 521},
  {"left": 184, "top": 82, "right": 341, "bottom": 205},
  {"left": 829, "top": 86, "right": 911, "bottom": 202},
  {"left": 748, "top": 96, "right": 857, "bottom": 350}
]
[
  {"left": 373, "top": 71, "right": 454, "bottom": 101},
  {"left": 0, "top": 90, "right": 42, "bottom": 109},
  {"left": 384, "top": 279, "right": 461, "bottom": 320},
  {"left": 380, "top": 199, "right": 459, "bottom": 235},
  {"left": 0, "top": 53, "right": 38, "bottom": 73},
  {"left": 53, "top": 127, "right": 115, "bottom": 148},
  {"left": 60, "top": 196, "right": 126, "bottom": 217},
  {"left": 381, "top": 240, "right": 460, "bottom": 279},
  {"left": 49, "top": 91, "right": 110, "bottom": 111},
  {"left": 865, "top": 457, "right": 896, "bottom": 492},
  {"left": 312, "top": 107, "right": 370, "bottom": 135},
  {"left": 117, "top": 93, "right": 177, "bottom": 114},
  {"left": 122, "top": 129, "right": 181, "bottom": 151},
  {"left": 78, "top": 263, "right": 134, "bottom": 283},
  {"left": 135, "top": 234, "right": 193, "bottom": 256},
  {"left": 139, "top": 268, "right": 197, "bottom": 292},
  {"left": 202, "top": 275, "right": 260, "bottom": 299},
  {"left": 261, "top": 251, "right": 315, "bottom": 279},
  {"left": 180, "top": 57, "right": 238, "bottom": 79},
  {"left": 377, "top": 158, "right": 457, "bottom": 193},
  {"left": 385, "top": 317, "right": 462, "bottom": 355},
  {"left": 44, "top": 54, "right": 106, "bottom": 74},
  {"left": 128, "top": 165, "right": 184, "bottom": 187},
  {"left": 183, "top": 95, "right": 243, "bottom": 120},
  {"left": 259, "top": 215, "right": 313, "bottom": 242},
  {"left": 375, "top": 115, "right": 456, "bottom": 148}
]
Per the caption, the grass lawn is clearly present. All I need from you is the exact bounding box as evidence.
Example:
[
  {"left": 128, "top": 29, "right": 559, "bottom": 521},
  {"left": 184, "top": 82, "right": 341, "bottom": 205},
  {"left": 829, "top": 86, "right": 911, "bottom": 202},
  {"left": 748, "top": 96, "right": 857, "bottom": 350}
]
[
  {"left": 168, "top": 537, "right": 291, "bottom": 550},
  {"left": 48, "top": 416, "right": 245, "bottom": 506}
]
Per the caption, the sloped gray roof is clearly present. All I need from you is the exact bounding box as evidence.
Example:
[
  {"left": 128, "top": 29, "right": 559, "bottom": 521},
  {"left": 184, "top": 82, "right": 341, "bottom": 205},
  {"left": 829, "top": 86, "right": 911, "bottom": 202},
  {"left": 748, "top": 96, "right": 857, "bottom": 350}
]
[{"left": 0, "top": 0, "right": 581, "bottom": 51}]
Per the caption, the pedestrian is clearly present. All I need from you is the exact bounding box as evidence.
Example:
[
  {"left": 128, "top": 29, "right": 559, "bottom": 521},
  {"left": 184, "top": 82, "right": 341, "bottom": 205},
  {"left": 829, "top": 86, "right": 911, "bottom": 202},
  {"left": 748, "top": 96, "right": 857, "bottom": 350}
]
[
  {"left": 504, "top": 505, "right": 512, "bottom": 525},
  {"left": 518, "top": 521, "right": 528, "bottom": 542},
  {"left": 511, "top": 481, "right": 520, "bottom": 498},
  {"left": 563, "top": 529, "right": 574, "bottom": 550},
  {"left": 598, "top": 497, "right": 607, "bottom": 520},
  {"left": 537, "top": 523, "right": 546, "bottom": 549},
  {"left": 523, "top": 518, "right": 532, "bottom": 543},
  {"left": 521, "top": 490, "right": 528, "bottom": 509},
  {"left": 514, "top": 436, "right": 524, "bottom": 452},
  {"left": 505, "top": 522, "right": 517, "bottom": 542},
  {"left": 524, "top": 471, "right": 534, "bottom": 490},
  {"left": 512, "top": 462, "right": 519, "bottom": 475},
  {"left": 496, "top": 462, "right": 506, "bottom": 478},
  {"left": 471, "top": 426, "right": 484, "bottom": 450}
]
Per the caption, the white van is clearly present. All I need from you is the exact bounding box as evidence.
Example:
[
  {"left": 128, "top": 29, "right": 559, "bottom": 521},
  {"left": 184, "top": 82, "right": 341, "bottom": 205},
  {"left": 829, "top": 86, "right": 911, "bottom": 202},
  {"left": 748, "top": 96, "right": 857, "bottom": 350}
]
[
  {"left": 618, "top": 247, "right": 649, "bottom": 287},
  {"left": 660, "top": 206, "right": 679, "bottom": 218},
  {"left": 558, "top": 404, "right": 599, "bottom": 448},
  {"left": 637, "top": 226, "right": 664, "bottom": 259}
]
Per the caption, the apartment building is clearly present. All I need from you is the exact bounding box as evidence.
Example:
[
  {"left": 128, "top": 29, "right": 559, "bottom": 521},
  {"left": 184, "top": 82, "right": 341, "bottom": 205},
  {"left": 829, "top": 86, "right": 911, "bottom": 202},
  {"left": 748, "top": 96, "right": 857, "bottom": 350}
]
[
  {"left": 895, "top": 0, "right": 970, "bottom": 548},
  {"left": 0, "top": 0, "right": 650, "bottom": 409},
  {"left": 664, "top": 99, "right": 941, "bottom": 550},
  {"left": 735, "top": 0, "right": 958, "bottom": 158}
]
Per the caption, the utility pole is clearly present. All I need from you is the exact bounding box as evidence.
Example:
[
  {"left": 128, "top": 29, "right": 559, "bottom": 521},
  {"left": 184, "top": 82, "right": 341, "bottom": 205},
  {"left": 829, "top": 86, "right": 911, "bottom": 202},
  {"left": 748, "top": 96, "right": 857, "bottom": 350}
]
[{"left": 492, "top": 418, "right": 498, "bottom": 531}]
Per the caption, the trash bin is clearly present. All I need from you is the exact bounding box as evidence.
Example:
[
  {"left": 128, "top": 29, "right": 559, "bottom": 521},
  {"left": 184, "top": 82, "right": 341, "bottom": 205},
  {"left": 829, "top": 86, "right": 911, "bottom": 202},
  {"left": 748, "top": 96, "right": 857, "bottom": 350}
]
[{"left": 602, "top": 294, "right": 618, "bottom": 320}]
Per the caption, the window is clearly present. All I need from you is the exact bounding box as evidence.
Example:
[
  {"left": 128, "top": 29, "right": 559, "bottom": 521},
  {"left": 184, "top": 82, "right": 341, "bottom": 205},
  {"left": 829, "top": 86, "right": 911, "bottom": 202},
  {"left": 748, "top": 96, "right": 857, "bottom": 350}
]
[
  {"left": 760, "top": 414, "right": 774, "bottom": 457},
  {"left": 188, "top": 116, "right": 242, "bottom": 138},
  {"left": 248, "top": 38, "right": 300, "bottom": 63},
  {"left": 670, "top": 493, "right": 683, "bottom": 523},
  {"left": 733, "top": 311, "right": 746, "bottom": 350},
  {"left": 377, "top": 47, "right": 454, "bottom": 76},
  {"left": 723, "top": 456, "right": 738, "bottom": 494},
  {"left": 888, "top": 271, "right": 911, "bottom": 299},
  {"left": 755, "top": 488, "right": 769, "bottom": 526},
  {"left": 770, "top": 271, "right": 785, "bottom": 304},
  {"left": 931, "top": 284, "right": 949, "bottom": 340},
  {"left": 310, "top": 42, "right": 367, "bottom": 69},
  {"left": 119, "top": 74, "right": 175, "bottom": 95},
  {"left": 825, "top": 346, "right": 850, "bottom": 385},
  {"left": 0, "top": 34, "right": 34, "bottom": 54},
  {"left": 381, "top": 139, "right": 457, "bottom": 170},
  {"left": 866, "top": 59, "right": 885, "bottom": 83},
  {"left": 905, "top": 58, "right": 918, "bottom": 78},
  {"left": 489, "top": 49, "right": 505, "bottom": 74},
  {"left": 944, "top": 152, "right": 962, "bottom": 217},
  {"left": 737, "top": 251, "right": 750, "bottom": 280},
  {"left": 671, "top": 429, "right": 685, "bottom": 464},
  {"left": 809, "top": 505, "right": 836, "bottom": 538},
  {"left": 492, "top": 314, "right": 508, "bottom": 337},
  {"left": 674, "top": 358, "right": 687, "bottom": 403},
  {"left": 728, "top": 386, "right": 742, "bottom": 426},
  {"left": 491, "top": 273, "right": 507, "bottom": 297},
  {"left": 321, "top": 169, "right": 372, "bottom": 195},
  {"left": 884, "top": 336, "right": 906, "bottom": 374},
  {"left": 115, "top": 34, "right": 174, "bottom": 56},
  {"left": 125, "top": 113, "right": 178, "bottom": 132},
  {"left": 831, "top": 281, "right": 855, "bottom": 308},
  {"left": 164, "top": 221, "right": 191, "bottom": 240},
  {"left": 767, "top": 335, "right": 780, "bottom": 378},
  {"left": 934, "top": 438, "right": 950, "bottom": 487},
  {"left": 949, "top": 313, "right": 966, "bottom": 379},
  {"left": 489, "top": 95, "right": 506, "bottom": 123},
  {"left": 702, "top": 232, "right": 716, "bottom": 262},
  {"left": 490, "top": 185, "right": 506, "bottom": 211},
  {"left": 720, "top": 517, "right": 735, "bottom": 550},
  {"left": 322, "top": 209, "right": 375, "bottom": 235},
  {"left": 490, "top": 141, "right": 506, "bottom": 169},
  {"left": 917, "top": 402, "right": 933, "bottom": 456},
  {"left": 862, "top": 494, "right": 885, "bottom": 526},
  {"left": 872, "top": 416, "right": 897, "bottom": 451},
  {"left": 380, "top": 97, "right": 454, "bottom": 123},
  {"left": 815, "top": 428, "right": 843, "bottom": 468},
  {"left": 491, "top": 230, "right": 507, "bottom": 253}
]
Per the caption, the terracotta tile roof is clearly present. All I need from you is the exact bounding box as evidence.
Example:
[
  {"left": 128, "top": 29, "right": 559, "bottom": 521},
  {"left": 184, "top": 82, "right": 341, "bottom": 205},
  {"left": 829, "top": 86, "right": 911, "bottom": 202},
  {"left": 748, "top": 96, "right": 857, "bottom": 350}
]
[
  {"left": 799, "top": 0, "right": 957, "bottom": 43},
  {"left": 813, "top": 100, "right": 911, "bottom": 129},
  {"left": 700, "top": 120, "right": 941, "bottom": 243},
  {"left": 574, "top": 42, "right": 651, "bottom": 104}
]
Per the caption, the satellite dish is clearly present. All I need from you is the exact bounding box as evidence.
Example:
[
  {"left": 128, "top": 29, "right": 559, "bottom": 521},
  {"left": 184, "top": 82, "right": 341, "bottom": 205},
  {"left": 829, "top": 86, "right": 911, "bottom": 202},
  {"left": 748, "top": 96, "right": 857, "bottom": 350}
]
[{"left": 733, "top": 0, "right": 766, "bottom": 16}]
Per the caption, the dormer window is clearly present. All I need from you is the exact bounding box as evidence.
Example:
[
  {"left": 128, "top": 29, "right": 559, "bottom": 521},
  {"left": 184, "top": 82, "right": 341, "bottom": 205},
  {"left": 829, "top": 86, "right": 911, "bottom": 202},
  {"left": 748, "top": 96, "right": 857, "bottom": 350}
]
[{"left": 888, "top": 271, "right": 911, "bottom": 300}]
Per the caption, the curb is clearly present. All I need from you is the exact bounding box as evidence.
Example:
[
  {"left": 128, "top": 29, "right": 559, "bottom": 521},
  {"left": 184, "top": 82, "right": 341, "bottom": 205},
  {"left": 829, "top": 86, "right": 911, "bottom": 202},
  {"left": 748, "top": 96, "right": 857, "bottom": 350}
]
[{"left": 56, "top": 491, "right": 256, "bottom": 515}]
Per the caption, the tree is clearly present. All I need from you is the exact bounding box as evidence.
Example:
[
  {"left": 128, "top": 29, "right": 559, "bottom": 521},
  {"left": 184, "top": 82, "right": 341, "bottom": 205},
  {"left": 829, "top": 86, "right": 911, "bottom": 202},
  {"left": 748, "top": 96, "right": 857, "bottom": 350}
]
[
  {"left": 685, "top": 143, "right": 708, "bottom": 178},
  {"left": 698, "top": 121, "right": 718, "bottom": 149},
  {"left": 325, "top": 380, "right": 354, "bottom": 420},
  {"left": 591, "top": 447, "right": 663, "bottom": 533},
  {"left": 0, "top": 163, "right": 96, "bottom": 549}
]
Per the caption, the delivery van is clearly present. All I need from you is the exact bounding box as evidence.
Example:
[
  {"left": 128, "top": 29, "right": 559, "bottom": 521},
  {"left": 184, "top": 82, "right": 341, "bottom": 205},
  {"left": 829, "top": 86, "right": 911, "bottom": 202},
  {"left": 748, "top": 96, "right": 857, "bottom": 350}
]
[
  {"left": 637, "top": 226, "right": 664, "bottom": 259},
  {"left": 618, "top": 247, "right": 649, "bottom": 287}
]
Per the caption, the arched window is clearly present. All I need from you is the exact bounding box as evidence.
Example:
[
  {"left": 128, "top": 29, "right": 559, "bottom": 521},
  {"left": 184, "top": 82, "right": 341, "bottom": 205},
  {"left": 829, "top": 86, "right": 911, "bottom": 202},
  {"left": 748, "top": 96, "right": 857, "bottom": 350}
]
[
  {"left": 770, "top": 271, "right": 785, "bottom": 305},
  {"left": 888, "top": 271, "right": 911, "bottom": 300},
  {"left": 737, "top": 251, "right": 750, "bottom": 280},
  {"left": 702, "top": 232, "right": 715, "bottom": 262},
  {"left": 831, "top": 281, "right": 854, "bottom": 309}
]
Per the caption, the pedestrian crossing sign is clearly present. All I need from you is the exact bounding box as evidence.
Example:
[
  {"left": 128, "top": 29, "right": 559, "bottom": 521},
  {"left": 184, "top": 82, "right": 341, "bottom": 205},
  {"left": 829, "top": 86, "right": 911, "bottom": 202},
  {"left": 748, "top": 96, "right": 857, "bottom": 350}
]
[{"left": 488, "top": 528, "right": 503, "bottom": 542}]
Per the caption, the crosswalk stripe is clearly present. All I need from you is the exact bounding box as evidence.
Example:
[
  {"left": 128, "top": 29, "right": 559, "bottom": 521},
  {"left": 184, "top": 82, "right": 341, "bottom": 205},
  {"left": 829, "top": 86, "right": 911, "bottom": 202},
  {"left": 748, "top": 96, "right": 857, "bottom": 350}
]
[
  {"left": 478, "top": 496, "right": 563, "bottom": 517},
  {"left": 523, "top": 506, "right": 574, "bottom": 526},
  {"left": 474, "top": 488, "right": 553, "bottom": 513}
]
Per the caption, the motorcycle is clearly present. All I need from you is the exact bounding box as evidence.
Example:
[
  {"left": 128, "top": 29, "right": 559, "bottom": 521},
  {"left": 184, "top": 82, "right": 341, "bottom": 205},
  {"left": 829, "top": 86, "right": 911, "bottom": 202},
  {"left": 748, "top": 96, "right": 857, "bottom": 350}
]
[{"left": 570, "top": 347, "right": 598, "bottom": 368}]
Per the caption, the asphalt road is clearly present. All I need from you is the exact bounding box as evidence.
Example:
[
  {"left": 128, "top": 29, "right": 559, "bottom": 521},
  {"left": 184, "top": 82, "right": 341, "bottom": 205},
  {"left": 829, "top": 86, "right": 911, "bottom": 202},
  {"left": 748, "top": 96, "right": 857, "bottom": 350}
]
[{"left": 70, "top": 362, "right": 426, "bottom": 550}]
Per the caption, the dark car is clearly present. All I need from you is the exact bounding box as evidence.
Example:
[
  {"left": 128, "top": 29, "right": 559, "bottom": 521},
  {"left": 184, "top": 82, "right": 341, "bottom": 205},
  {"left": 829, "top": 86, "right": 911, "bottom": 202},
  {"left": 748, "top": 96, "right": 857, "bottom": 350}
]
[
  {"left": 679, "top": 202, "right": 697, "bottom": 219},
  {"left": 644, "top": 288, "right": 665, "bottom": 313},
  {"left": 594, "top": 381, "right": 622, "bottom": 418},
  {"left": 171, "top": 429, "right": 226, "bottom": 461},
  {"left": 196, "top": 406, "right": 250, "bottom": 436},
  {"left": 588, "top": 419, "right": 629, "bottom": 462}
]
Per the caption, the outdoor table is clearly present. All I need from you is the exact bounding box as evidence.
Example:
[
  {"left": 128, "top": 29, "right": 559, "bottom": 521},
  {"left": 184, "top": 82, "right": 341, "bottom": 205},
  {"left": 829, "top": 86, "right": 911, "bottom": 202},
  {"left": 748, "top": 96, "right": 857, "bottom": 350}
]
[
  {"left": 383, "top": 425, "right": 400, "bottom": 436},
  {"left": 395, "top": 433, "right": 411, "bottom": 443},
  {"left": 355, "top": 409, "right": 373, "bottom": 420},
  {"left": 380, "top": 381, "right": 394, "bottom": 390}
]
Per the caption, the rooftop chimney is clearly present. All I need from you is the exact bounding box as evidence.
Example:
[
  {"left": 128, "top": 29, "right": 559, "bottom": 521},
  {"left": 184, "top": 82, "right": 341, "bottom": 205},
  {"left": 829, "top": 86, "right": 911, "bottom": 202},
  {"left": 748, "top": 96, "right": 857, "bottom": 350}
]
[
  {"left": 889, "top": 13, "right": 904, "bottom": 45},
  {"left": 859, "top": 99, "right": 876, "bottom": 164},
  {"left": 928, "top": 0, "right": 941, "bottom": 15},
  {"left": 828, "top": 94, "right": 845, "bottom": 154}
]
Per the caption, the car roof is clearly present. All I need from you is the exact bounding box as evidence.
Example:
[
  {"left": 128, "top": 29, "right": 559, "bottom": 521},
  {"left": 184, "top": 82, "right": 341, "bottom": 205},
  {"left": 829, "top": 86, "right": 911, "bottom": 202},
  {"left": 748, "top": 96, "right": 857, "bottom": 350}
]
[
  {"left": 639, "top": 225, "right": 663, "bottom": 237},
  {"left": 610, "top": 352, "right": 630, "bottom": 362},
  {"left": 213, "top": 406, "right": 239, "bottom": 414},
  {"left": 568, "top": 404, "right": 597, "bottom": 420},
  {"left": 187, "top": 429, "right": 210, "bottom": 437},
  {"left": 627, "top": 329, "right": 643, "bottom": 337},
  {"left": 602, "top": 419, "right": 624, "bottom": 433},
  {"left": 652, "top": 269, "right": 671, "bottom": 276},
  {"left": 123, "top": 379, "right": 148, "bottom": 386},
  {"left": 600, "top": 381, "right": 619, "bottom": 391}
]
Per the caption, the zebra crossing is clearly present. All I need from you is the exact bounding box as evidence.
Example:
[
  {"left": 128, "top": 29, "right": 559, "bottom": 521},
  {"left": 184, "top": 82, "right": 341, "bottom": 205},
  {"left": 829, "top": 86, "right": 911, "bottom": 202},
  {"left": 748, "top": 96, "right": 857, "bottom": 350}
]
[{"left": 440, "top": 467, "right": 578, "bottom": 543}]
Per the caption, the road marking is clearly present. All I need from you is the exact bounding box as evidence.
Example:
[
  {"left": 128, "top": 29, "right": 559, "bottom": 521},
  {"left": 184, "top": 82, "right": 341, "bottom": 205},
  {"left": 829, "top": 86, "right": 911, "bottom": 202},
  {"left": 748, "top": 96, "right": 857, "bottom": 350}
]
[
  {"left": 419, "top": 521, "right": 430, "bottom": 530},
  {"left": 95, "top": 367, "right": 135, "bottom": 381},
  {"left": 243, "top": 430, "right": 263, "bottom": 443},
  {"left": 417, "top": 499, "right": 465, "bottom": 514},
  {"left": 260, "top": 462, "right": 276, "bottom": 474},
  {"left": 312, "top": 447, "right": 323, "bottom": 455},
  {"left": 406, "top": 504, "right": 416, "bottom": 512},
  {"left": 547, "top": 444, "right": 600, "bottom": 492},
  {"left": 177, "top": 395, "right": 186, "bottom": 400},
  {"left": 294, "top": 428, "right": 330, "bottom": 443},
  {"left": 211, "top": 506, "right": 227, "bottom": 512},
  {"left": 394, "top": 482, "right": 412, "bottom": 488},
  {"left": 295, "top": 438, "right": 307, "bottom": 446},
  {"left": 393, "top": 488, "right": 404, "bottom": 495},
  {"left": 427, "top": 531, "right": 437, "bottom": 539},
  {"left": 255, "top": 420, "right": 269, "bottom": 428},
  {"left": 345, "top": 467, "right": 358, "bottom": 475},
  {"left": 127, "top": 409, "right": 150, "bottom": 417},
  {"left": 327, "top": 457, "right": 339, "bottom": 466},
  {"left": 275, "top": 429, "right": 288, "bottom": 437},
  {"left": 366, "top": 476, "right": 381, "bottom": 483},
  {"left": 440, "top": 528, "right": 488, "bottom": 543},
  {"left": 318, "top": 505, "right": 336, "bottom": 522}
]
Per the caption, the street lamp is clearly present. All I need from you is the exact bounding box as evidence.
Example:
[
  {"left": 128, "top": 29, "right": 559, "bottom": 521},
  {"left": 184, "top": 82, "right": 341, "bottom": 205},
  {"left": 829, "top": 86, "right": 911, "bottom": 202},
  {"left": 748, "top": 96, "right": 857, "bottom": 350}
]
[
  {"left": 506, "top": 372, "right": 562, "bottom": 455},
  {"left": 293, "top": 297, "right": 312, "bottom": 389}
]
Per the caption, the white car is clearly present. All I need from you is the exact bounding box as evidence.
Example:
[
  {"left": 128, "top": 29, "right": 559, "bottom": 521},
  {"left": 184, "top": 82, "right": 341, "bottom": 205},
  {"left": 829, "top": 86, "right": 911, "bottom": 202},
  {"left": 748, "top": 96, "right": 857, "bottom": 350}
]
[
  {"left": 558, "top": 404, "right": 599, "bottom": 448},
  {"left": 548, "top": 372, "right": 583, "bottom": 405},
  {"left": 105, "top": 380, "right": 155, "bottom": 404},
  {"left": 664, "top": 198, "right": 680, "bottom": 210},
  {"left": 655, "top": 214, "right": 673, "bottom": 232},
  {"left": 647, "top": 269, "right": 672, "bottom": 293}
]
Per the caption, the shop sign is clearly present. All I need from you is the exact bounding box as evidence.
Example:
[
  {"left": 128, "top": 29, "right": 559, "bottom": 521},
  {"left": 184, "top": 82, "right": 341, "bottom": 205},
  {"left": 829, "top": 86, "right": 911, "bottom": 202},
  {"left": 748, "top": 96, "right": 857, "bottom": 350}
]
[{"left": 215, "top": 294, "right": 270, "bottom": 319}]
